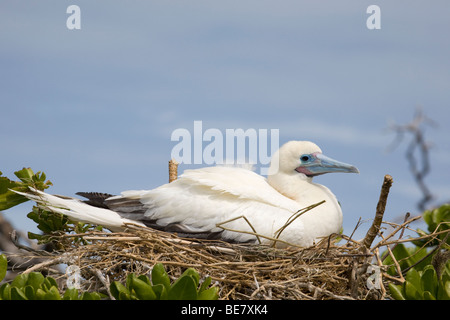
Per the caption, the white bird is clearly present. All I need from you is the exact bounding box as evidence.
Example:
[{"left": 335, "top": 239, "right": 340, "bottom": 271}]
[{"left": 15, "top": 141, "right": 358, "bottom": 247}]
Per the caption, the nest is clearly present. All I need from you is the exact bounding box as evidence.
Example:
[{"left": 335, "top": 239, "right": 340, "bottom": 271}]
[
  {"left": 10, "top": 174, "right": 444, "bottom": 300},
  {"left": 17, "top": 224, "right": 374, "bottom": 300}
]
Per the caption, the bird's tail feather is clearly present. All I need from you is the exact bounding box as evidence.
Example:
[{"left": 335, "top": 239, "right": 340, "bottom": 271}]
[{"left": 12, "top": 188, "right": 145, "bottom": 231}]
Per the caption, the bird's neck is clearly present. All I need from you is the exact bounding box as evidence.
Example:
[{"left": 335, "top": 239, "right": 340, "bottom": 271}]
[
  {"left": 267, "top": 172, "right": 314, "bottom": 202},
  {"left": 267, "top": 171, "right": 343, "bottom": 241}
]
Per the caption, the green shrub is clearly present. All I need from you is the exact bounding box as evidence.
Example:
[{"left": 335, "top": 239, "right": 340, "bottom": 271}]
[
  {"left": 384, "top": 203, "right": 449, "bottom": 300},
  {"left": 389, "top": 265, "right": 449, "bottom": 300},
  {"left": 110, "top": 264, "right": 218, "bottom": 300},
  {"left": 0, "top": 260, "right": 103, "bottom": 300},
  {"left": 1, "top": 254, "right": 218, "bottom": 300}
]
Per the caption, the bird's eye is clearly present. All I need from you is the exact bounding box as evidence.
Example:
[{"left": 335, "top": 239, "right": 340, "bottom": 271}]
[{"left": 300, "top": 155, "right": 311, "bottom": 162}]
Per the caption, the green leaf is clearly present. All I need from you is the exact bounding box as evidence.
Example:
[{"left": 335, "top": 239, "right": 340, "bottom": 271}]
[
  {"left": 63, "top": 288, "right": 80, "bottom": 300},
  {"left": 80, "top": 292, "right": 101, "bottom": 300},
  {"left": 110, "top": 281, "right": 131, "bottom": 300},
  {"left": 42, "top": 276, "right": 58, "bottom": 290},
  {"left": 27, "top": 272, "right": 45, "bottom": 290},
  {"left": 11, "top": 287, "right": 28, "bottom": 300},
  {"left": 126, "top": 273, "right": 134, "bottom": 291},
  {"left": 169, "top": 275, "right": 198, "bottom": 300},
  {"left": 422, "top": 209, "right": 433, "bottom": 227},
  {"left": 423, "top": 291, "right": 436, "bottom": 300},
  {"left": 0, "top": 254, "right": 7, "bottom": 282},
  {"left": 0, "top": 185, "right": 28, "bottom": 211},
  {"left": 138, "top": 274, "right": 152, "bottom": 286},
  {"left": 27, "top": 206, "right": 69, "bottom": 236},
  {"left": 403, "top": 268, "right": 424, "bottom": 301},
  {"left": 35, "top": 288, "right": 47, "bottom": 300},
  {"left": 388, "top": 283, "right": 405, "bottom": 300},
  {"left": 151, "top": 263, "right": 171, "bottom": 291},
  {"left": 92, "top": 292, "right": 105, "bottom": 300},
  {"left": 445, "top": 281, "right": 450, "bottom": 299},
  {"left": 0, "top": 168, "right": 52, "bottom": 211},
  {"left": 384, "top": 244, "right": 430, "bottom": 275},
  {"left": 405, "top": 268, "right": 422, "bottom": 289},
  {"left": 384, "top": 244, "right": 410, "bottom": 275},
  {"left": 198, "top": 286, "right": 219, "bottom": 300},
  {"left": 0, "top": 170, "right": 26, "bottom": 210},
  {"left": 43, "top": 286, "right": 61, "bottom": 300},
  {"left": 405, "top": 269, "right": 421, "bottom": 291},
  {"left": 419, "top": 204, "right": 450, "bottom": 246},
  {"left": 180, "top": 268, "right": 200, "bottom": 288},
  {"left": 15, "top": 168, "right": 52, "bottom": 190},
  {"left": 199, "top": 276, "right": 212, "bottom": 293},
  {"left": 151, "top": 284, "right": 168, "bottom": 300},
  {"left": 130, "top": 277, "right": 157, "bottom": 300},
  {"left": 24, "top": 285, "right": 36, "bottom": 300},
  {"left": 404, "top": 281, "right": 421, "bottom": 300},
  {"left": 437, "top": 279, "right": 450, "bottom": 300},
  {"left": 0, "top": 283, "right": 12, "bottom": 300},
  {"left": 14, "top": 168, "right": 34, "bottom": 183},
  {"left": 421, "top": 266, "right": 438, "bottom": 297},
  {"left": 11, "top": 273, "right": 29, "bottom": 288},
  {"left": 120, "top": 291, "right": 133, "bottom": 300}
]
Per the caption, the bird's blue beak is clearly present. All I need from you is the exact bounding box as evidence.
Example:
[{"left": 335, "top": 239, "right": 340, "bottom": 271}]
[{"left": 295, "top": 153, "right": 359, "bottom": 177}]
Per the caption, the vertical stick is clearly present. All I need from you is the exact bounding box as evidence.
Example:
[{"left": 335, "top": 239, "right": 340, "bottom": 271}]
[
  {"left": 169, "top": 159, "right": 179, "bottom": 183},
  {"left": 362, "top": 174, "right": 393, "bottom": 249}
]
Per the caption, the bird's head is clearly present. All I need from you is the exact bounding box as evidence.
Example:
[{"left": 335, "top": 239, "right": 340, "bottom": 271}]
[{"left": 268, "top": 141, "right": 359, "bottom": 178}]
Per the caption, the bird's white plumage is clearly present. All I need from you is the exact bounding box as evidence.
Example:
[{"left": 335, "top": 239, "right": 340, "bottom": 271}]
[
  {"left": 124, "top": 166, "right": 306, "bottom": 243},
  {"left": 14, "top": 141, "right": 358, "bottom": 247}
]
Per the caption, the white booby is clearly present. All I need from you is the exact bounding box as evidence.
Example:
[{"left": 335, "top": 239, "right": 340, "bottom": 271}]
[{"left": 15, "top": 141, "right": 359, "bottom": 247}]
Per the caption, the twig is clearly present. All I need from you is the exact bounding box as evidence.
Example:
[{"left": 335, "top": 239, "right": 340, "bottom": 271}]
[
  {"left": 22, "top": 256, "right": 65, "bottom": 274},
  {"left": 373, "top": 214, "right": 421, "bottom": 254},
  {"left": 362, "top": 175, "right": 393, "bottom": 249},
  {"left": 349, "top": 257, "right": 362, "bottom": 299},
  {"left": 216, "top": 201, "right": 325, "bottom": 248},
  {"left": 90, "top": 268, "right": 115, "bottom": 300},
  {"left": 83, "top": 236, "right": 141, "bottom": 241},
  {"left": 376, "top": 229, "right": 449, "bottom": 247},
  {"left": 117, "top": 252, "right": 203, "bottom": 269},
  {"left": 384, "top": 240, "right": 405, "bottom": 282},
  {"left": 216, "top": 215, "right": 262, "bottom": 244},
  {"left": 297, "top": 282, "right": 355, "bottom": 300},
  {"left": 10, "top": 230, "right": 52, "bottom": 256},
  {"left": 348, "top": 217, "right": 363, "bottom": 241},
  {"left": 169, "top": 159, "right": 178, "bottom": 183},
  {"left": 273, "top": 201, "right": 325, "bottom": 245}
]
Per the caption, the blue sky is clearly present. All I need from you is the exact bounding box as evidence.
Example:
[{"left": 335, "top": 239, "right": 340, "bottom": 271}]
[{"left": 1, "top": 1, "right": 449, "bottom": 240}]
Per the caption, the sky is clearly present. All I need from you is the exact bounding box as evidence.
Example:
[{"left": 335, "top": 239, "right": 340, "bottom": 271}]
[{"left": 1, "top": 1, "right": 450, "bottom": 241}]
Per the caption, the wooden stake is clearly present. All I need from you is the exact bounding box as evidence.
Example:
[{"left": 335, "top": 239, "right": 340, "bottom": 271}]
[
  {"left": 362, "top": 174, "right": 393, "bottom": 250},
  {"left": 168, "top": 159, "right": 179, "bottom": 183}
]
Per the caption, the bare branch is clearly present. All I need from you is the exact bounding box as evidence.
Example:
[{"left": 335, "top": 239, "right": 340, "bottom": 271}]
[
  {"left": 387, "top": 109, "right": 437, "bottom": 211},
  {"left": 362, "top": 174, "right": 393, "bottom": 249}
]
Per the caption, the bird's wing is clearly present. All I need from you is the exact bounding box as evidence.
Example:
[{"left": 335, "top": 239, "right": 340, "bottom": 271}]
[
  {"left": 179, "top": 166, "right": 300, "bottom": 211},
  {"left": 106, "top": 166, "right": 306, "bottom": 243}
]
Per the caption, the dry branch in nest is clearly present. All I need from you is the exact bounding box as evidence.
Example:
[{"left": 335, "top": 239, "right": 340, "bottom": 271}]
[{"left": 7, "top": 174, "right": 444, "bottom": 300}]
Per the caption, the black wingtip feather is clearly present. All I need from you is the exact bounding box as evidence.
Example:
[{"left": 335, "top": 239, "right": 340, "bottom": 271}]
[{"left": 76, "top": 192, "right": 115, "bottom": 209}]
